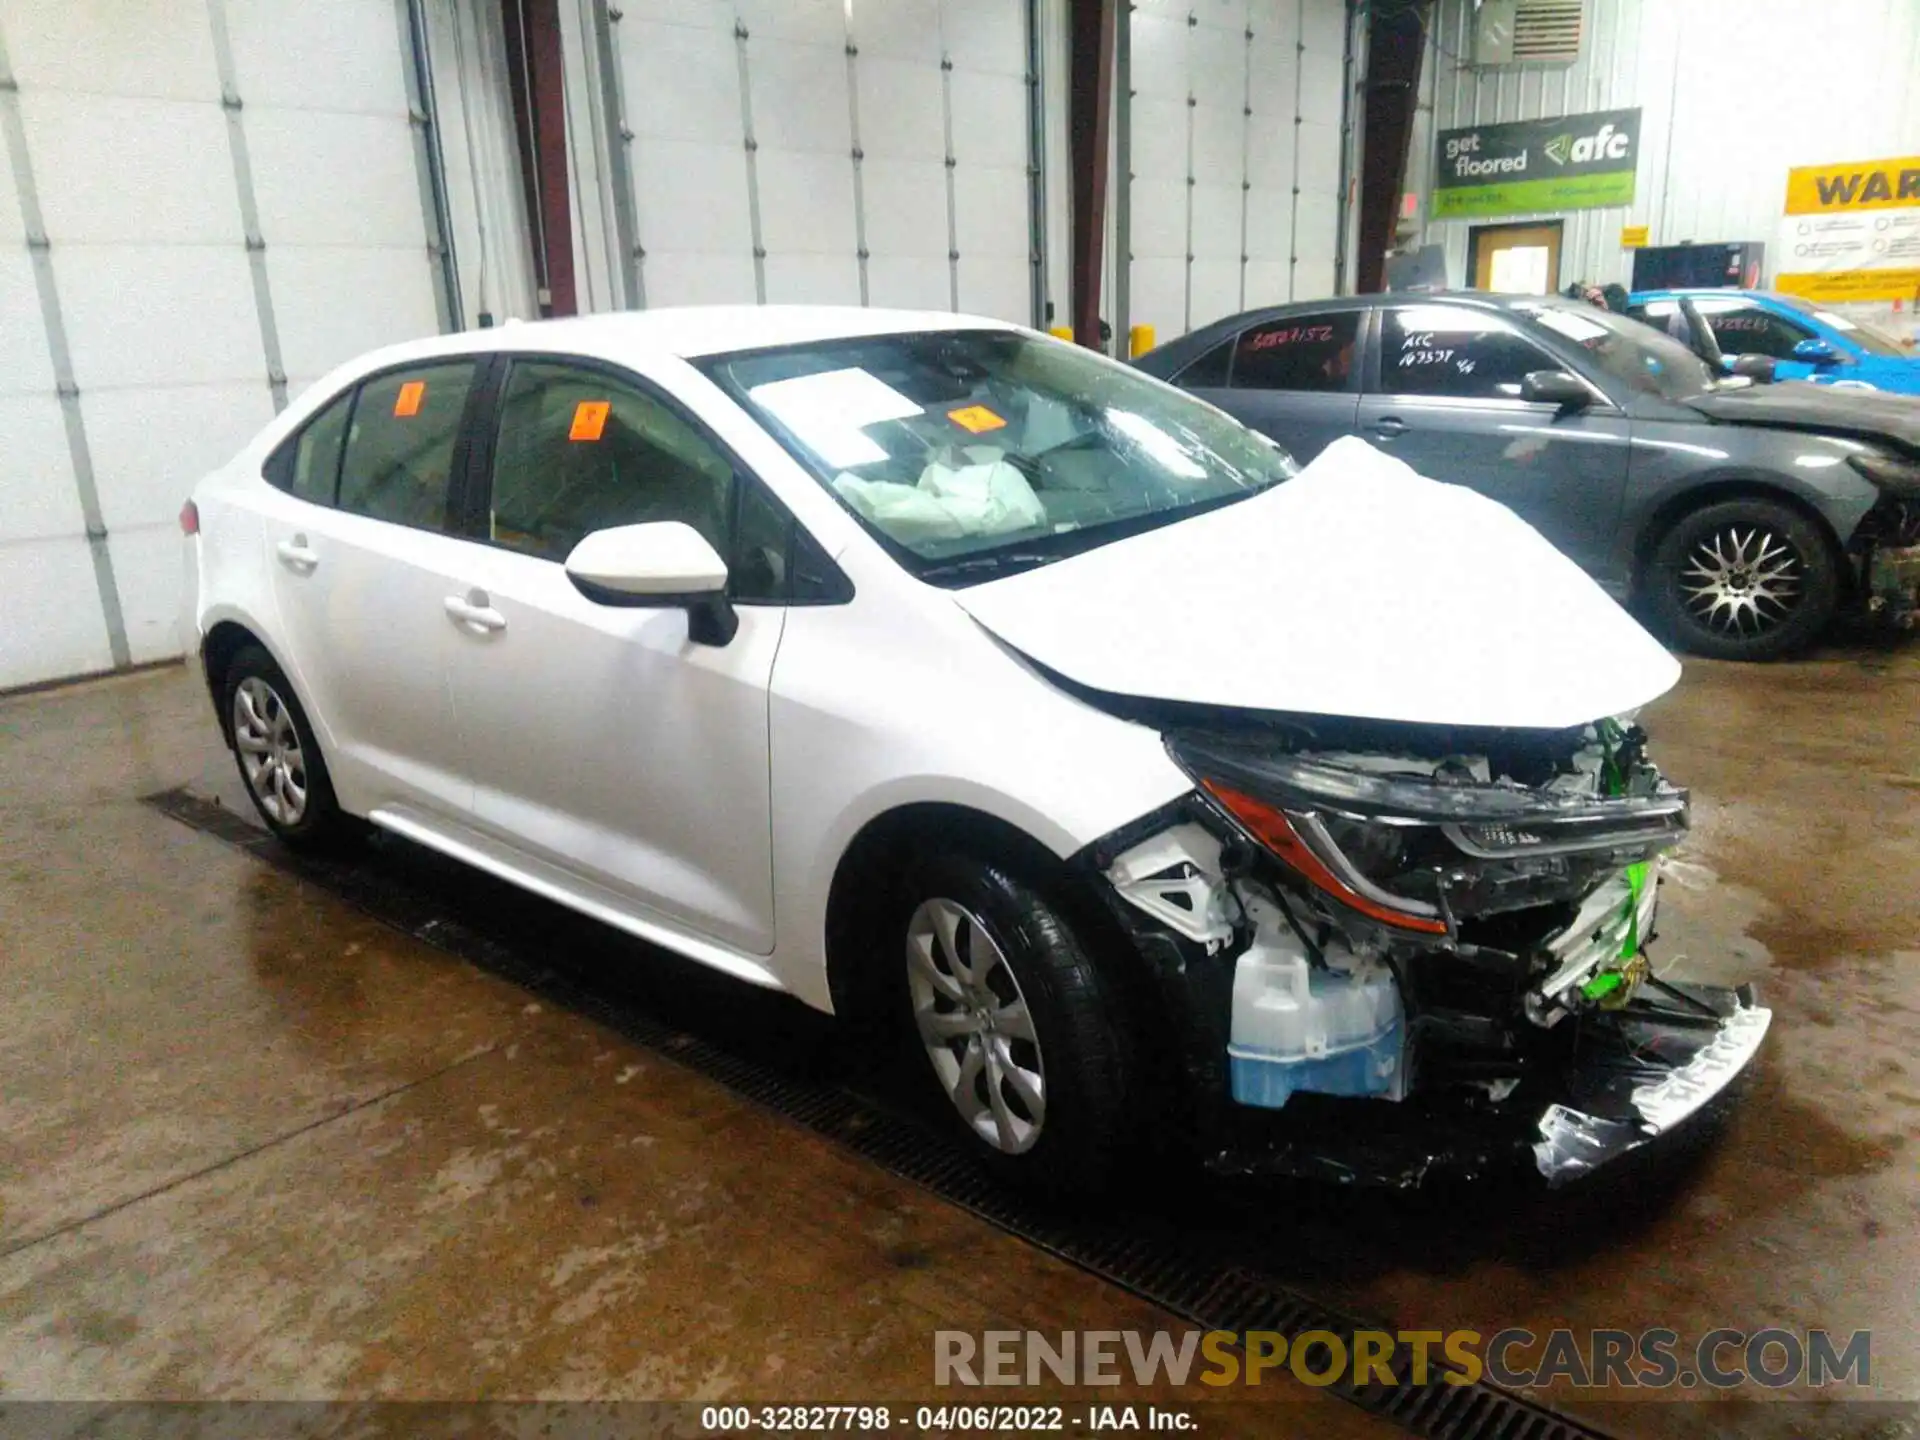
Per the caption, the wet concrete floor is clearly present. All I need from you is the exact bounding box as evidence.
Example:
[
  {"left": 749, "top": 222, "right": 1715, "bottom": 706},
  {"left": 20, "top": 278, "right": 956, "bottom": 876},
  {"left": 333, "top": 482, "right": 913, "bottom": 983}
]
[{"left": 1, "top": 648, "right": 1916, "bottom": 1437}]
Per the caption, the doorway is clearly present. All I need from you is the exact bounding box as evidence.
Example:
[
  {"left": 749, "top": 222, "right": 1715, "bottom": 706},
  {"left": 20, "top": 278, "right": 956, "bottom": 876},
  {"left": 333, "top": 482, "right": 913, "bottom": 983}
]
[{"left": 1468, "top": 221, "right": 1564, "bottom": 294}]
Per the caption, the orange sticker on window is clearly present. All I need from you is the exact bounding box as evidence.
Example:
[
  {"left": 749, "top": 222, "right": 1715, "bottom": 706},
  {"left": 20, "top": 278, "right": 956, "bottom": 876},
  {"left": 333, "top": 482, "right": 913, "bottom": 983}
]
[
  {"left": 393, "top": 380, "right": 425, "bottom": 417},
  {"left": 947, "top": 405, "right": 1008, "bottom": 434},
  {"left": 569, "top": 400, "right": 611, "bottom": 441}
]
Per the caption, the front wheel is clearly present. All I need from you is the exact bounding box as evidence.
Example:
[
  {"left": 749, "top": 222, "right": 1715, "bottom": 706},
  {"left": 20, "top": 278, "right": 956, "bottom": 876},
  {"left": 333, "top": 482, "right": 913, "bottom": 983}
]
[
  {"left": 1644, "top": 499, "right": 1840, "bottom": 661},
  {"left": 896, "top": 854, "right": 1130, "bottom": 1194}
]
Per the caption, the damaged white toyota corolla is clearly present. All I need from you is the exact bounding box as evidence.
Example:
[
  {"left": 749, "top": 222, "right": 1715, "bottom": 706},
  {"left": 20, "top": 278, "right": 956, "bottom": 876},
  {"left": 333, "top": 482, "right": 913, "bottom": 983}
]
[{"left": 185, "top": 307, "right": 1769, "bottom": 1192}]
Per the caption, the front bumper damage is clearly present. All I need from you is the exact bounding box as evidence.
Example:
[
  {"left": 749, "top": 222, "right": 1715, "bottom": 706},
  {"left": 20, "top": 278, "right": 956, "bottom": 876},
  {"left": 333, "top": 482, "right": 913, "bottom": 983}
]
[
  {"left": 1863, "top": 540, "right": 1920, "bottom": 630},
  {"left": 1077, "top": 714, "right": 1770, "bottom": 1188}
]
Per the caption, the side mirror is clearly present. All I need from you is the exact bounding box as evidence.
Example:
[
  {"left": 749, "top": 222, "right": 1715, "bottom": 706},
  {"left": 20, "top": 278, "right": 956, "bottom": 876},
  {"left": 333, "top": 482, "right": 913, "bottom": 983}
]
[
  {"left": 1792, "top": 337, "right": 1844, "bottom": 366},
  {"left": 1520, "top": 369, "right": 1592, "bottom": 411},
  {"left": 564, "top": 521, "right": 738, "bottom": 645},
  {"left": 1726, "top": 352, "right": 1778, "bottom": 383}
]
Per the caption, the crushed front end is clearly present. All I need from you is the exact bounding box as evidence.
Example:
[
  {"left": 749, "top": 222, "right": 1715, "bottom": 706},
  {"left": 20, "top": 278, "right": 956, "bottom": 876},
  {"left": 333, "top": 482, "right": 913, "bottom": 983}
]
[{"left": 1080, "top": 713, "right": 1769, "bottom": 1187}]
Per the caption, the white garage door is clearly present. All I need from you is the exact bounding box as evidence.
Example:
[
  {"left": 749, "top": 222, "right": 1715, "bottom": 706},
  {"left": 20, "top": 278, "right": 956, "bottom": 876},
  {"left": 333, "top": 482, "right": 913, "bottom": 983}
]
[
  {"left": 604, "top": 0, "right": 1036, "bottom": 323},
  {"left": 1126, "top": 0, "right": 1347, "bottom": 344},
  {"left": 0, "top": 0, "right": 448, "bottom": 690}
]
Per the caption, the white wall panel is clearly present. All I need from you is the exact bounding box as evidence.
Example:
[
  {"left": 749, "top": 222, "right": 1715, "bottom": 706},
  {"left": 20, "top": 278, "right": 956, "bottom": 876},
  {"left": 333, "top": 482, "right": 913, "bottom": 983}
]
[
  {"left": 225, "top": 0, "right": 411, "bottom": 112},
  {"left": 268, "top": 248, "right": 444, "bottom": 386},
  {"left": 245, "top": 112, "right": 427, "bottom": 249},
  {"left": 595, "top": 0, "right": 1033, "bottom": 320},
  {"left": 1127, "top": 0, "right": 1345, "bottom": 340},
  {"left": 21, "top": 95, "right": 238, "bottom": 244},
  {"left": 0, "top": 396, "right": 82, "bottom": 546},
  {"left": 107, "top": 527, "right": 190, "bottom": 667},
  {"left": 1414, "top": 0, "right": 1920, "bottom": 339},
  {"left": 0, "top": 539, "right": 114, "bottom": 691},
  {"left": 1, "top": 0, "right": 451, "bottom": 688},
  {"left": 2, "top": 0, "right": 218, "bottom": 101}
]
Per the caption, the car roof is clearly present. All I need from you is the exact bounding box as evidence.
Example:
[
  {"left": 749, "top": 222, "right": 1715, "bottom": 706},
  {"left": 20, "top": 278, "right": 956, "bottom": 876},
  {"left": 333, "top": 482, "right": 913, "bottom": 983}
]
[
  {"left": 1138, "top": 289, "right": 1568, "bottom": 366},
  {"left": 1628, "top": 288, "right": 1795, "bottom": 305},
  {"left": 342, "top": 305, "right": 1024, "bottom": 374}
]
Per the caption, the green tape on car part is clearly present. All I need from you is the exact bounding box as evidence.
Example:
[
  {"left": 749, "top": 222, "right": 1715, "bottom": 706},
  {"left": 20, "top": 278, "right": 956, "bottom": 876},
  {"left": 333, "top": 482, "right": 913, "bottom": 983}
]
[
  {"left": 1623, "top": 860, "right": 1649, "bottom": 958},
  {"left": 1582, "top": 970, "right": 1625, "bottom": 1002}
]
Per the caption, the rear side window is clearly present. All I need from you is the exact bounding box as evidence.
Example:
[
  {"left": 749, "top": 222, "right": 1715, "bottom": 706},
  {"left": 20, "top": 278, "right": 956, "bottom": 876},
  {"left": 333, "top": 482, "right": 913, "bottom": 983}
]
[
  {"left": 264, "top": 393, "right": 351, "bottom": 505},
  {"left": 1700, "top": 303, "right": 1814, "bottom": 360},
  {"left": 1377, "top": 306, "right": 1554, "bottom": 400},
  {"left": 1174, "top": 338, "right": 1234, "bottom": 388},
  {"left": 337, "top": 362, "right": 478, "bottom": 531},
  {"left": 1230, "top": 312, "right": 1361, "bottom": 393}
]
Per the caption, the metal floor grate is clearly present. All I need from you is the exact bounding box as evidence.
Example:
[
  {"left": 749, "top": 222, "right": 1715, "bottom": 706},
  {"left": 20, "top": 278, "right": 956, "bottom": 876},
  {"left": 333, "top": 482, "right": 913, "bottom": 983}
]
[{"left": 147, "top": 786, "right": 1617, "bottom": 1440}]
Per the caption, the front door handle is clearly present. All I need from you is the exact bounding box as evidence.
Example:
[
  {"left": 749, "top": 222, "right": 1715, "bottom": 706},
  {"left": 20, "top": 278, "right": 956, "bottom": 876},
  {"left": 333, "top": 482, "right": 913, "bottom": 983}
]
[
  {"left": 1365, "top": 416, "right": 1409, "bottom": 439},
  {"left": 444, "top": 590, "right": 507, "bottom": 633},
  {"left": 275, "top": 536, "right": 319, "bottom": 572}
]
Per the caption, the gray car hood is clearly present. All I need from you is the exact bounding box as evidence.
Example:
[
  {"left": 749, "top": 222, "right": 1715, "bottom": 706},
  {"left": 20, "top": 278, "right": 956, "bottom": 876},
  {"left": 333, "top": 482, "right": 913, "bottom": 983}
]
[
  {"left": 1684, "top": 380, "right": 1920, "bottom": 451},
  {"left": 953, "top": 436, "right": 1682, "bottom": 731}
]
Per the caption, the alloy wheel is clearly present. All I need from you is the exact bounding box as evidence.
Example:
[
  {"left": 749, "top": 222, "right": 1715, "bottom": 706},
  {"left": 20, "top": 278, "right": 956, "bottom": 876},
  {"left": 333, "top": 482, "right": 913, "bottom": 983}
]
[
  {"left": 233, "top": 676, "right": 308, "bottom": 826},
  {"left": 1679, "top": 524, "right": 1802, "bottom": 638},
  {"left": 906, "top": 897, "right": 1047, "bottom": 1154}
]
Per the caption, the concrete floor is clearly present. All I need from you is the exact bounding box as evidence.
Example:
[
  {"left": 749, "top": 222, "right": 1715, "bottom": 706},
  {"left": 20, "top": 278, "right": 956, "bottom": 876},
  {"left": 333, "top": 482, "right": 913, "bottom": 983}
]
[{"left": 2, "top": 646, "right": 1917, "bottom": 1436}]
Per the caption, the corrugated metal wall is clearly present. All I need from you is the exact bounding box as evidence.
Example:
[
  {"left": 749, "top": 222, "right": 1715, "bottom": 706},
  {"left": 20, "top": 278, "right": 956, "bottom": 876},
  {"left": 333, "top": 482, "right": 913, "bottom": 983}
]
[{"left": 1409, "top": 0, "right": 1920, "bottom": 323}]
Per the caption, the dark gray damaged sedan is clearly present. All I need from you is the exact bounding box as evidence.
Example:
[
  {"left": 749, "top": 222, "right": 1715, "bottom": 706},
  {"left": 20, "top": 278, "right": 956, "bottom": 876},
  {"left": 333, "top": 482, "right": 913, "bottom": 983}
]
[{"left": 1135, "top": 291, "right": 1920, "bottom": 661}]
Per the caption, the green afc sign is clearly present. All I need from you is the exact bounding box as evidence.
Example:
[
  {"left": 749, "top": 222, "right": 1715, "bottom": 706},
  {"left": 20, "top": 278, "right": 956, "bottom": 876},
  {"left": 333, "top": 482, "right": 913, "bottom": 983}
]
[{"left": 1432, "top": 108, "right": 1641, "bottom": 219}]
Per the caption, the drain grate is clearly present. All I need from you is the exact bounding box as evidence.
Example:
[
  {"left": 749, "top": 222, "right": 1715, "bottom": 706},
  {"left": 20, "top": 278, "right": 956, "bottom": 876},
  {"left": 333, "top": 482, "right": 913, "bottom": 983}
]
[{"left": 148, "top": 786, "right": 1617, "bottom": 1440}]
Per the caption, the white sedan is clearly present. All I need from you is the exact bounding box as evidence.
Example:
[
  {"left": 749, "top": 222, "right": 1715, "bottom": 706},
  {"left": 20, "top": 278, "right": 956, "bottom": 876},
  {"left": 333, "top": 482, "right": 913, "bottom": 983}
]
[{"left": 184, "top": 306, "right": 1768, "bottom": 1191}]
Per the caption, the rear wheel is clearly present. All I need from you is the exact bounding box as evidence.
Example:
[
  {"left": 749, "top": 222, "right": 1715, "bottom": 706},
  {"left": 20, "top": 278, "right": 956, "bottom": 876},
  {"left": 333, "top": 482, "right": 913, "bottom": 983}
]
[
  {"left": 1645, "top": 498, "right": 1839, "bottom": 661},
  {"left": 224, "top": 645, "right": 358, "bottom": 849},
  {"left": 894, "top": 853, "right": 1130, "bottom": 1195}
]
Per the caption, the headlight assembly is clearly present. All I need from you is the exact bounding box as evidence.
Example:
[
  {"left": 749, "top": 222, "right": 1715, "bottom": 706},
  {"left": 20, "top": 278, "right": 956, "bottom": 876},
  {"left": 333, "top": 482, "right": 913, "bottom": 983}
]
[
  {"left": 1170, "top": 735, "right": 1689, "bottom": 935},
  {"left": 1848, "top": 451, "right": 1920, "bottom": 498}
]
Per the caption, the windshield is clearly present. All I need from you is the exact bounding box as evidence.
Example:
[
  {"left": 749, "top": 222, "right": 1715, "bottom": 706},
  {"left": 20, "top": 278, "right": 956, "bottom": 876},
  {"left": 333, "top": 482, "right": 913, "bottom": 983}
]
[
  {"left": 1516, "top": 301, "right": 1718, "bottom": 401},
  {"left": 702, "top": 330, "right": 1297, "bottom": 582},
  {"left": 1806, "top": 307, "right": 1910, "bottom": 358}
]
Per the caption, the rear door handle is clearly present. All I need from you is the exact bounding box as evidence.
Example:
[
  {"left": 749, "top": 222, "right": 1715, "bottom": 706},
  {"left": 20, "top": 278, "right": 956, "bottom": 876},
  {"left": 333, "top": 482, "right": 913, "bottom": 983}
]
[
  {"left": 444, "top": 590, "right": 507, "bottom": 633},
  {"left": 1365, "top": 416, "right": 1408, "bottom": 439},
  {"left": 275, "top": 536, "right": 319, "bottom": 572}
]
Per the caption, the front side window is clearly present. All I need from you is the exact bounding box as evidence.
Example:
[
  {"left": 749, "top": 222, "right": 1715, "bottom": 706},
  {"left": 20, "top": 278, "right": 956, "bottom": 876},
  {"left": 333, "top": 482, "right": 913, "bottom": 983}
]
[
  {"left": 1230, "top": 312, "right": 1360, "bottom": 393},
  {"left": 1515, "top": 301, "right": 1716, "bottom": 401},
  {"left": 1704, "top": 301, "right": 1804, "bottom": 360},
  {"left": 487, "top": 361, "right": 734, "bottom": 564},
  {"left": 1377, "top": 306, "right": 1556, "bottom": 400},
  {"left": 337, "top": 362, "right": 478, "bottom": 530},
  {"left": 700, "top": 330, "right": 1296, "bottom": 581}
]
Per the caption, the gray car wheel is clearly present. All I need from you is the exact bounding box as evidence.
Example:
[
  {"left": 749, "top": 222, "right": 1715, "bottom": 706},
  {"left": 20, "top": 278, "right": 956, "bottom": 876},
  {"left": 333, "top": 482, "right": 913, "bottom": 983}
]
[
  {"left": 1646, "top": 498, "right": 1839, "bottom": 661},
  {"left": 223, "top": 644, "right": 358, "bottom": 849}
]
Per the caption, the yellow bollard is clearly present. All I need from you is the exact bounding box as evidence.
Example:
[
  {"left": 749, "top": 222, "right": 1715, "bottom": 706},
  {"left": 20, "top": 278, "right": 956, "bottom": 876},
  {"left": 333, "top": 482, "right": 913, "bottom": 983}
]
[
  {"left": 1047, "top": 325, "right": 1074, "bottom": 342},
  {"left": 1129, "top": 323, "right": 1156, "bottom": 358}
]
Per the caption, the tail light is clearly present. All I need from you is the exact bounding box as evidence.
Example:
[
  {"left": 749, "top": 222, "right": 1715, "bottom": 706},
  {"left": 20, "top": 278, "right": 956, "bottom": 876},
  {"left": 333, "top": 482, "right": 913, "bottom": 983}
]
[{"left": 179, "top": 499, "right": 199, "bottom": 536}]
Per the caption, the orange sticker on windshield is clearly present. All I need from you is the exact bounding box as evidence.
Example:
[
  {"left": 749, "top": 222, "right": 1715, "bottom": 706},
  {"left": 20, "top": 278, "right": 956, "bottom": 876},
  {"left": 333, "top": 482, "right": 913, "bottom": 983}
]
[
  {"left": 947, "top": 405, "right": 1007, "bottom": 434},
  {"left": 569, "top": 400, "right": 611, "bottom": 441},
  {"left": 393, "top": 380, "right": 425, "bottom": 417}
]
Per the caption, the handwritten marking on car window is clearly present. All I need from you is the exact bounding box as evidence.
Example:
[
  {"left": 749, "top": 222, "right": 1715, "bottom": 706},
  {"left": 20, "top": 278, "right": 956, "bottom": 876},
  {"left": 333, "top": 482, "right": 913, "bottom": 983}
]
[{"left": 1247, "top": 324, "right": 1336, "bottom": 350}]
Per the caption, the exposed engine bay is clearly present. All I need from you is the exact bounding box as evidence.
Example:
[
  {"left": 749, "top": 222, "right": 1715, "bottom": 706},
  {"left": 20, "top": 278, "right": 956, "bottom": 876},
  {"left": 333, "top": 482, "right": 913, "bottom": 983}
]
[{"left": 1081, "top": 707, "right": 1770, "bottom": 1187}]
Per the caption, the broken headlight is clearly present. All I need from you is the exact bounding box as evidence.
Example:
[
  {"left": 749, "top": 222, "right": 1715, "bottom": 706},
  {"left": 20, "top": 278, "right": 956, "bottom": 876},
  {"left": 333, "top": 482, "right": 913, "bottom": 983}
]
[{"left": 1168, "top": 734, "right": 1689, "bottom": 934}]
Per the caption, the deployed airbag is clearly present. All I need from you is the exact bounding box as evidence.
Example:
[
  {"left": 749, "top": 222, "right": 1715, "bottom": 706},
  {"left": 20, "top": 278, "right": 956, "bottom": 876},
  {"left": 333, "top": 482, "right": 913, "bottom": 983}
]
[{"left": 834, "top": 454, "right": 1046, "bottom": 545}]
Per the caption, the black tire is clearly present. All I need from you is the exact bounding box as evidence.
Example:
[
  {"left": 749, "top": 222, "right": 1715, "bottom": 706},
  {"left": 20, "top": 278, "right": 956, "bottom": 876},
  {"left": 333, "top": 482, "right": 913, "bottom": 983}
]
[
  {"left": 222, "top": 644, "right": 359, "bottom": 850},
  {"left": 890, "top": 852, "right": 1131, "bottom": 1196},
  {"left": 1644, "top": 497, "right": 1840, "bottom": 661}
]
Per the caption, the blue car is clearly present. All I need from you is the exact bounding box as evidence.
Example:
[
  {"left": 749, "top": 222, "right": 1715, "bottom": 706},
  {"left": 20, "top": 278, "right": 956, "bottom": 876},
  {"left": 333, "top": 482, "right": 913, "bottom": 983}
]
[{"left": 1627, "top": 289, "right": 1920, "bottom": 393}]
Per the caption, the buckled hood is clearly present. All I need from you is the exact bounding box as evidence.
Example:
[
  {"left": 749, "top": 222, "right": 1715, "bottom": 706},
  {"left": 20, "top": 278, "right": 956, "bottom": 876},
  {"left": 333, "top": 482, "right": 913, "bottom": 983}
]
[
  {"left": 1684, "top": 379, "right": 1920, "bottom": 452},
  {"left": 952, "top": 436, "right": 1682, "bottom": 731}
]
